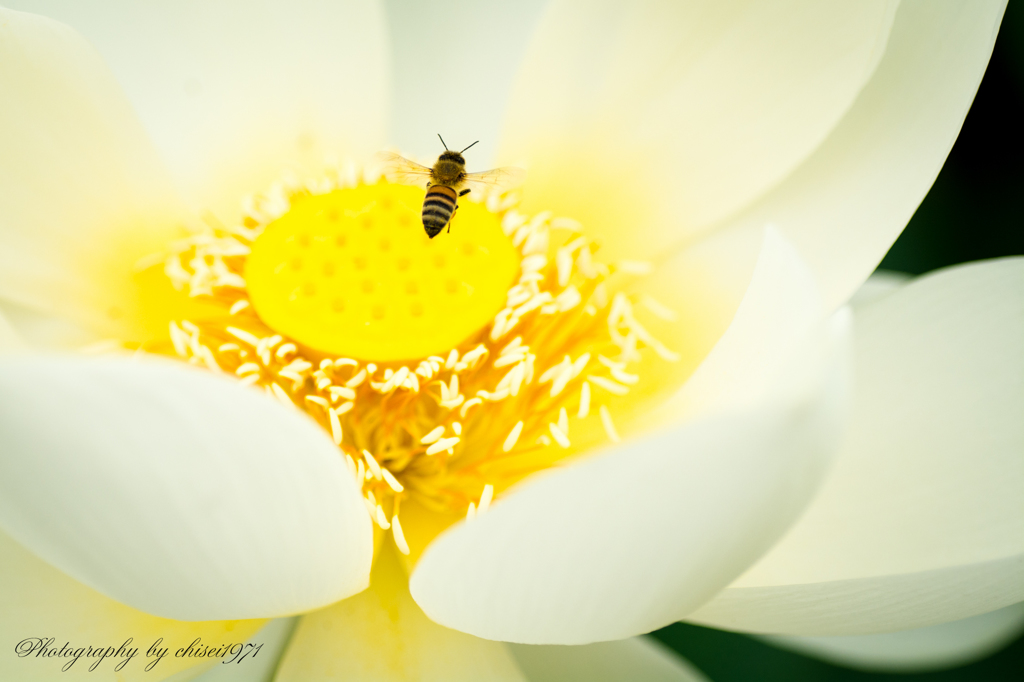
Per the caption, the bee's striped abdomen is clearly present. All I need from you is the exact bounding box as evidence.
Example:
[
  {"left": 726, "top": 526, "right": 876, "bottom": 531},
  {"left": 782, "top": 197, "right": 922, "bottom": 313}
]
[{"left": 422, "top": 184, "right": 458, "bottom": 238}]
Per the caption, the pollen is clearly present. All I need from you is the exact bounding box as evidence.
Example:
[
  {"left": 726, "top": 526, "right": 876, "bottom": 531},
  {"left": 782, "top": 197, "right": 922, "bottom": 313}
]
[{"left": 157, "top": 163, "right": 677, "bottom": 558}]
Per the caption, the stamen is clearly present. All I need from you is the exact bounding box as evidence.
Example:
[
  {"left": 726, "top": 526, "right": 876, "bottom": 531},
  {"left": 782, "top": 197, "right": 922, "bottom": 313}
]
[
  {"left": 363, "top": 450, "right": 383, "bottom": 480},
  {"left": 157, "top": 168, "right": 680, "bottom": 537},
  {"left": 549, "top": 422, "right": 570, "bottom": 448},
  {"left": 375, "top": 504, "right": 391, "bottom": 529},
  {"left": 226, "top": 327, "right": 260, "bottom": 347},
  {"left": 329, "top": 386, "right": 357, "bottom": 400},
  {"left": 392, "top": 514, "right": 411, "bottom": 555},
  {"left": 421, "top": 426, "right": 445, "bottom": 444},
  {"left": 578, "top": 381, "right": 591, "bottom": 419},
  {"left": 588, "top": 374, "right": 630, "bottom": 396},
  {"left": 640, "top": 294, "right": 677, "bottom": 321},
  {"left": 503, "top": 421, "right": 524, "bottom": 452},
  {"left": 270, "top": 383, "right": 292, "bottom": 406},
  {"left": 479, "top": 484, "right": 494, "bottom": 514},
  {"left": 382, "top": 468, "right": 404, "bottom": 493},
  {"left": 599, "top": 405, "right": 621, "bottom": 443},
  {"left": 328, "top": 408, "right": 343, "bottom": 445},
  {"left": 426, "top": 437, "right": 460, "bottom": 456}
]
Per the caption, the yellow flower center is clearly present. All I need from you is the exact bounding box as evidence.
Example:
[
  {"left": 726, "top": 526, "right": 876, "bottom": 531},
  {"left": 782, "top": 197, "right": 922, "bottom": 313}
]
[
  {"left": 244, "top": 184, "right": 519, "bottom": 361},
  {"left": 160, "top": 168, "right": 677, "bottom": 559}
]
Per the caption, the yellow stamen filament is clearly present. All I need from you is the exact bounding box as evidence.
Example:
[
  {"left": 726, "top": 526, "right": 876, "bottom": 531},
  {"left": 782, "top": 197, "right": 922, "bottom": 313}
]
[
  {"left": 587, "top": 374, "right": 630, "bottom": 396},
  {"left": 328, "top": 407, "right": 343, "bottom": 445},
  {"left": 363, "top": 450, "right": 383, "bottom": 480},
  {"left": 549, "top": 422, "right": 570, "bottom": 448},
  {"left": 155, "top": 169, "right": 678, "bottom": 552},
  {"left": 270, "top": 383, "right": 292, "bottom": 406},
  {"left": 426, "top": 437, "right": 460, "bottom": 456},
  {"left": 420, "top": 426, "right": 445, "bottom": 444},
  {"left": 503, "top": 421, "right": 524, "bottom": 452},
  {"left": 479, "top": 484, "right": 494, "bottom": 514},
  {"left": 382, "top": 468, "right": 404, "bottom": 493},
  {"left": 375, "top": 504, "right": 391, "bottom": 529},
  {"left": 392, "top": 513, "right": 410, "bottom": 555},
  {"left": 557, "top": 407, "right": 569, "bottom": 435},
  {"left": 599, "top": 405, "right": 621, "bottom": 443},
  {"left": 578, "top": 381, "right": 591, "bottom": 419}
]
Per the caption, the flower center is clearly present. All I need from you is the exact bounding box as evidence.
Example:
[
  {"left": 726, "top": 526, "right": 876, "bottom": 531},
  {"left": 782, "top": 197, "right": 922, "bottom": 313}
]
[
  {"left": 244, "top": 184, "right": 519, "bottom": 361},
  {"left": 160, "top": 167, "right": 677, "bottom": 558}
]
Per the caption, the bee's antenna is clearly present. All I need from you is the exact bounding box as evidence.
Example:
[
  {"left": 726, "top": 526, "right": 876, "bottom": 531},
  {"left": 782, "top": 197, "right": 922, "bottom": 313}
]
[
  {"left": 460, "top": 140, "right": 479, "bottom": 154},
  {"left": 438, "top": 134, "right": 449, "bottom": 151}
]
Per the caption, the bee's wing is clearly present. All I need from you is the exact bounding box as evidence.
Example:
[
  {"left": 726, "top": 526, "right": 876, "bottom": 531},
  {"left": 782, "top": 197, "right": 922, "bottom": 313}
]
[
  {"left": 461, "top": 166, "right": 526, "bottom": 194},
  {"left": 375, "top": 151, "right": 434, "bottom": 185}
]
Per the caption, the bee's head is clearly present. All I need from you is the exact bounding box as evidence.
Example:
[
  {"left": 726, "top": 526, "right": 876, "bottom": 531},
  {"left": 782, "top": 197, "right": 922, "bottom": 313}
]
[
  {"left": 439, "top": 150, "right": 465, "bottom": 165},
  {"left": 437, "top": 135, "right": 478, "bottom": 166}
]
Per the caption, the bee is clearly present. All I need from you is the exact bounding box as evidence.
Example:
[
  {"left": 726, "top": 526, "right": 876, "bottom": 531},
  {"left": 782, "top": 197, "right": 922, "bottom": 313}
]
[{"left": 377, "top": 135, "right": 525, "bottom": 238}]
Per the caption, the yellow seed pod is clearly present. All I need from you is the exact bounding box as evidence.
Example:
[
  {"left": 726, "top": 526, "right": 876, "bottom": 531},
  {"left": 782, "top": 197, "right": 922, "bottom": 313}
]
[{"left": 245, "top": 183, "right": 519, "bottom": 361}]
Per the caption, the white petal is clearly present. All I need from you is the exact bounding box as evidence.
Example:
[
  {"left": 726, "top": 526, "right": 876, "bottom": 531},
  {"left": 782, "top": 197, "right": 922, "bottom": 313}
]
[
  {"left": 509, "top": 637, "right": 708, "bottom": 682},
  {"left": 0, "top": 527, "right": 266, "bottom": 682},
  {"left": 0, "top": 356, "right": 373, "bottom": 621},
  {"left": 848, "top": 269, "right": 910, "bottom": 308},
  {"left": 0, "top": 7, "right": 185, "bottom": 328},
  {"left": 274, "top": 547, "right": 528, "bottom": 682},
  {"left": 11, "top": 0, "right": 390, "bottom": 219},
  {"left": 714, "top": 0, "right": 1006, "bottom": 309},
  {"left": 645, "top": 227, "right": 826, "bottom": 424},
  {"left": 761, "top": 602, "right": 1024, "bottom": 673},
  {"left": 190, "top": 618, "right": 298, "bottom": 682},
  {"left": 688, "top": 258, "right": 1024, "bottom": 634},
  {"left": 409, "top": 230, "right": 851, "bottom": 644},
  {"left": 384, "top": 1, "right": 548, "bottom": 165},
  {"left": 498, "top": 0, "right": 898, "bottom": 261}
]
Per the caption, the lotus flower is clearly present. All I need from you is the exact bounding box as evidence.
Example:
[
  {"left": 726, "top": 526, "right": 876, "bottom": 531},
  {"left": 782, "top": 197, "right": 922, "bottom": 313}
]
[{"left": 1, "top": 2, "right": 1021, "bottom": 681}]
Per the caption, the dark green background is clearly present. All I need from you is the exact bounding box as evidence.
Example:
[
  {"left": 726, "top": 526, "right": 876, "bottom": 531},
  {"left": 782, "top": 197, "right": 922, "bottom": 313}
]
[{"left": 651, "top": 2, "right": 1024, "bottom": 680}]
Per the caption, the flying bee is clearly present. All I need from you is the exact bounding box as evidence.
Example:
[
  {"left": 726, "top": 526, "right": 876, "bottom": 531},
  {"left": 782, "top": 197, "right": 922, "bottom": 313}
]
[{"left": 377, "top": 135, "right": 525, "bottom": 238}]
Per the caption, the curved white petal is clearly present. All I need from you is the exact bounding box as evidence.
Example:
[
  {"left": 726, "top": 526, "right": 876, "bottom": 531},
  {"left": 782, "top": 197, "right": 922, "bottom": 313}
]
[
  {"left": 0, "top": 7, "right": 185, "bottom": 328},
  {"left": 848, "top": 270, "right": 910, "bottom": 308},
  {"left": 274, "top": 547, "right": 527, "bottom": 682},
  {"left": 384, "top": 0, "right": 548, "bottom": 165},
  {"left": 409, "top": 230, "right": 851, "bottom": 644},
  {"left": 10, "top": 0, "right": 390, "bottom": 220},
  {"left": 762, "top": 602, "right": 1024, "bottom": 673},
  {"left": 509, "top": 637, "right": 708, "bottom": 682},
  {"left": 498, "top": 0, "right": 898, "bottom": 261},
  {"left": 190, "top": 618, "right": 298, "bottom": 682},
  {"left": 0, "top": 356, "right": 373, "bottom": 621},
  {"left": 689, "top": 257, "right": 1024, "bottom": 634},
  {"left": 0, "top": 528, "right": 265, "bottom": 682},
  {"left": 647, "top": 228, "right": 827, "bottom": 424},
  {"left": 714, "top": 0, "right": 1006, "bottom": 309}
]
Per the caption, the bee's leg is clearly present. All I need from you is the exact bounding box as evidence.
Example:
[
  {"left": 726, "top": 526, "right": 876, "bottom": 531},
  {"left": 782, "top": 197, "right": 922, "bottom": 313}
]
[
  {"left": 448, "top": 206, "right": 459, "bottom": 233},
  {"left": 451, "top": 190, "right": 469, "bottom": 232}
]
